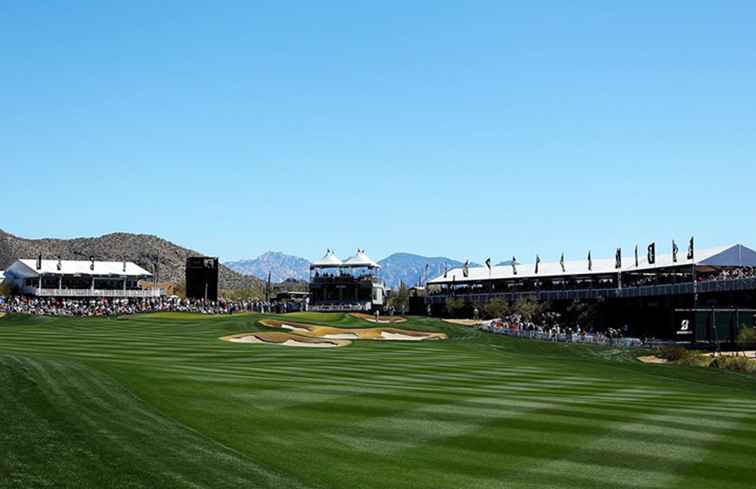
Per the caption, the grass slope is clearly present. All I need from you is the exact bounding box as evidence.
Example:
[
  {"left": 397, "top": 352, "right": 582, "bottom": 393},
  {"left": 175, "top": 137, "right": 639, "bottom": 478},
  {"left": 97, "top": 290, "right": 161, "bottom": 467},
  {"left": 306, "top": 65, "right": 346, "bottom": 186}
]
[{"left": 1, "top": 312, "right": 755, "bottom": 489}]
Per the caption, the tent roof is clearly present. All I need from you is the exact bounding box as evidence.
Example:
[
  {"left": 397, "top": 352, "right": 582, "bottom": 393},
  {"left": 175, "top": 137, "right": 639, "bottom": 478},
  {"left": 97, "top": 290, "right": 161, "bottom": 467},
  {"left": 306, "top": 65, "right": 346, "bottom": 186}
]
[
  {"left": 342, "top": 250, "right": 380, "bottom": 268},
  {"left": 10, "top": 259, "right": 152, "bottom": 278},
  {"left": 311, "top": 251, "right": 343, "bottom": 268},
  {"left": 428, "top": 244, "right": 756, "bottom": 285}
]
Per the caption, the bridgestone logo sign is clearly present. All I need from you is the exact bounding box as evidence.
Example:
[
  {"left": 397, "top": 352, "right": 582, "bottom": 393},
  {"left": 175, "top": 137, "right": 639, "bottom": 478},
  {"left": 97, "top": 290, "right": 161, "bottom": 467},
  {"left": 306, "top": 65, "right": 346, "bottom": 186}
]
[{"left": 677, "top": 319, "right": 692, "bottom": 335}]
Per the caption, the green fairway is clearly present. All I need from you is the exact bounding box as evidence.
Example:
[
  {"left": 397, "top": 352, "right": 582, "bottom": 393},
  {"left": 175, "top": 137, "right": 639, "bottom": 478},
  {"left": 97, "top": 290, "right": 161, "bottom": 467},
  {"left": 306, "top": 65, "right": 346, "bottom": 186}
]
[{"left": 1, "top": 312, "right": 755, "bottom": 489}]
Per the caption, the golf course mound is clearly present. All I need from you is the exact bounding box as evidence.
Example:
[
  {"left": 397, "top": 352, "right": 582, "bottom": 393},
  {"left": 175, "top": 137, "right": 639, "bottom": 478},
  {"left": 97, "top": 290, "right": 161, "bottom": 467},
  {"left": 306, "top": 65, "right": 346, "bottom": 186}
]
[
  {"left": 242, "top": 319, "right": 447, "bottom": 346},
  {"left": 350, "top": 312, "right": 407, "bottom": 324},
  {"left": 221, "top": 331, "right": 350, "bottom": 348}
]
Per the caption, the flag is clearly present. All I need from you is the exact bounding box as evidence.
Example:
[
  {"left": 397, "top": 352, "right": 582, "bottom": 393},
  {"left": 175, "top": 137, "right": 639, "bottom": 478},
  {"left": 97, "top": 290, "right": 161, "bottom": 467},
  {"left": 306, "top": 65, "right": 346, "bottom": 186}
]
[
  {"left": 36, "top": 254, "right": 42, "bottom": 270},
  {"left": 615, "top": 248, "right": 622, "bottom": 269},
  {"left": 123, "top": 258, "right": 127, "bottom": 273},
  {"left": 647, "top": 242, "right": 656, "bottom": 264},
  {"left": 687, "top": 236, "right": 694, "bottom": 260},
  {"left": 89, "top": 255, "right": 95, "bottom": 271},
  {"left": 511, "top": 256, "right": 517, "bottom": 275},
  {"left": 634, "top": 244, "right": 639, "bottom": 267},
  {"left": 463, "top": 260, "right": 469, "bottom": 278},
  {"left": 424, "top": 263, "right": 430, "bottom": 282},
  {"left": 443, "top": 263, "right": 448, "bottom": 278},
  {"left": 672, "top": 240, "right": 679, "bottom": 263},
  {"left": 587, "top": 251, "right": 592, "bottom": 271},
  {"left": 535, "top": 255, "right": 541, "bottom": 274},
  {"left": 559, "top": 253, "right": 565, "bottom": 272},
  {"left": 484, "top": 258, "right": 492, "bottom": 276},
  {"left": 451, "top": 274, "right": 456, "bottom": 295},
  {"left": 56, "top": 257, "right": 62, "bottom": 271}
]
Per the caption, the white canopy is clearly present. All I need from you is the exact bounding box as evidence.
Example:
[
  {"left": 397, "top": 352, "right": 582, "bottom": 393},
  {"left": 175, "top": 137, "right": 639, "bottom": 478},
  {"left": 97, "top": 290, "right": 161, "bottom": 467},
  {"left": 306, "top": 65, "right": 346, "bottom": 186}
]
[
  {"left": 428, "top": 244, "right": 756, "bottom": 285},
  {"left": 7, "top": 259, "right": 152, "bottom": 278},
  {"left": 342, "top": 250, "right": 380, "bottom": 268},
  {"left": 310, "top": 251, "right": 343, "bottom": 268}
]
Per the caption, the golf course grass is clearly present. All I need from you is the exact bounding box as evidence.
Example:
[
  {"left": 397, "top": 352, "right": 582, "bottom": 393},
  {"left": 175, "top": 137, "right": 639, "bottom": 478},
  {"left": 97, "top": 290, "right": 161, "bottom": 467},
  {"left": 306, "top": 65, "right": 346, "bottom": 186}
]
[{"left": 1, "top": 312, "right": 755, "bottom": 489}]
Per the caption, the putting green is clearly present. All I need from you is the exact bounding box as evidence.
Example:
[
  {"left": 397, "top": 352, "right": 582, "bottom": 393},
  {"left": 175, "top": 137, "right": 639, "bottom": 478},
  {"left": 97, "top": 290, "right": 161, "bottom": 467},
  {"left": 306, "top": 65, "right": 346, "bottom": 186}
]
[{"left": 1, "top": 312, "right": 755, "bottom": 489}]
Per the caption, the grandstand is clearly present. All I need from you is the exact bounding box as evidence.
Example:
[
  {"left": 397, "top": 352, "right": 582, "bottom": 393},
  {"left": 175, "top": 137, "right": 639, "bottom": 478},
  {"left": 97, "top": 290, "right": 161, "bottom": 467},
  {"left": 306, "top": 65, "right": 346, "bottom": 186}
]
[
  {"left": 308, "top": 249, "right": 386, "bottom": 312},
  {"left": 427, "top": 243, "right": 756, "bottom": 342},
  {"left": 3, "top": 257, "right": 162, "bottom": 298}
]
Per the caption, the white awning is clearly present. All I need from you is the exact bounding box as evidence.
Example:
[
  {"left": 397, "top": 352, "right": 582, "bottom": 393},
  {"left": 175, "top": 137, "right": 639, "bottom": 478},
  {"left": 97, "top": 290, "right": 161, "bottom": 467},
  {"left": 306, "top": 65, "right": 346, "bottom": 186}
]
[
  {"left": 8, "top": 259, "right": 152, "bottom": 278},
  {"left": 342, "top": 250, "right": 380, "bottom": 268},
  {"left": 311, "top": 251, "right": 343, "bottom": 268},
  {"left": 428, "top": 244, "right": 755, "bottom": 285}
]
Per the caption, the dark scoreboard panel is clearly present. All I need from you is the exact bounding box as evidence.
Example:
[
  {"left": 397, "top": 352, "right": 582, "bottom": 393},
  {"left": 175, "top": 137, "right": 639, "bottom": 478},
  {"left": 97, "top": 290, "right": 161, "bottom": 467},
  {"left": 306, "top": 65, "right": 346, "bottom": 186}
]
[{"left": 186, "top": 257, "right": 219, "bottom": 301}]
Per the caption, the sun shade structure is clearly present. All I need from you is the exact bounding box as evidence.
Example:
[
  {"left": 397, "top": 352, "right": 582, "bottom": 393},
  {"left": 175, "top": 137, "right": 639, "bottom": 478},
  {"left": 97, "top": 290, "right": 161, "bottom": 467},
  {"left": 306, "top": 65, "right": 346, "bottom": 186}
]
[
  {"left": 10, "top": 259, "right": 152, "bottom": 277},
  {"left": 4, "top": 258, "right": 159, "bottom": 298},
  {"left": 310, "top": 250, "right": 343, "bottom": 268},
  {"left": 309, "top": 249, "right": 385, "bottom": 312},
  {"left": 428, "top": 244, "right": 756, "bottom": 284},
  {"left": 342, "top": 249, "right": 380, "bottom": 269}
]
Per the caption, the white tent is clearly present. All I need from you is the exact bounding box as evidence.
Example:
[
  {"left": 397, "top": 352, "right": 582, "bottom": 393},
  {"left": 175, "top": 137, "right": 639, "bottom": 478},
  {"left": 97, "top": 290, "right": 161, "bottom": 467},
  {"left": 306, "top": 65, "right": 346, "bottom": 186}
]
[{"left": 428, "top": 244, "right": 756, "bottom": 285}]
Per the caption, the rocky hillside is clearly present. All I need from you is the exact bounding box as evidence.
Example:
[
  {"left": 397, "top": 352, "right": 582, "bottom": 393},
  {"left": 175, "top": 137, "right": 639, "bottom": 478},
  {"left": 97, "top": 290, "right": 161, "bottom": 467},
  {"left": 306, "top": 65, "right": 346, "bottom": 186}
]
[
  {"left": 377, "top": 253, "right": 473, "bottom": 288},
  {"left": 225, "top": 252, "right": 310, "bottom": 282},
  {"left": 0, "top": 229, "right": 262, "bottom": 290}
]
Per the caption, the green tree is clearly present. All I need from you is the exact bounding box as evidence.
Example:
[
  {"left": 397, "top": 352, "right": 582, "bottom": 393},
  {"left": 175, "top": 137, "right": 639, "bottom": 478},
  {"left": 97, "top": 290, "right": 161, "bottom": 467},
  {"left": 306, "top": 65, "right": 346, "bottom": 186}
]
[
  {"left": 483, "top": 298, "right": 509, "bottom": 319},
  {"left": 388, "top": 282, "right": 410, "bottom": 314},
  {"left": 445, "top": 297, "right": 465, "bottom": 318},
  {"left": 736, "top": 326, "right": 756, "bottom": 356},
  {"left": 511, "top": 298, "right": 541, "bottom": 322}
]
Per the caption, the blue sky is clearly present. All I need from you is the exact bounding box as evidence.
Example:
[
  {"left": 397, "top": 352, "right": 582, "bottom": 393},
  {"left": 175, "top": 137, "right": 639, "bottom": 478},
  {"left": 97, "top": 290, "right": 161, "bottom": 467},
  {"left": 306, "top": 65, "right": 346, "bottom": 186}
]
[{"left": 2, "top": 2, "right": 755, "bottom": 263}]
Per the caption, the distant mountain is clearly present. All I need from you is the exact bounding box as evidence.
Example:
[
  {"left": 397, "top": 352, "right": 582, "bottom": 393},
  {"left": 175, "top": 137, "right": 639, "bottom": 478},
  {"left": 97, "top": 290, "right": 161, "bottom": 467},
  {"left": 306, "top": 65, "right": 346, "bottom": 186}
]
[
  {"left": 0, "top": 229, "right": 262, "bottom": 290},
  {"left": 225, "top": 252, "right": 310, "bottom": 283},
  {"left": 377, "top": 253, "right": 472, "bottom": 289},
  {"left": 225, "top": 251, "right": 502, "bottom": 289}
]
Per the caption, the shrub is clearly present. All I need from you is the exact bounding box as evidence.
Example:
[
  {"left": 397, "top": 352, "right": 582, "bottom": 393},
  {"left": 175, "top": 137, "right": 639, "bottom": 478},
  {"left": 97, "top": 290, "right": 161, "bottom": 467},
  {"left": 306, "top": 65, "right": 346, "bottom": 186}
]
[
  {"left": 445, "top": 297, "right": 465, "bottom": 318},
  {"left": 482, "top": 298, "right": 508, "bottom": 319},
  {"left": 710, "top": 356, "right": 756, "bottom": 373},
  {"left": 659, "top": 346, "right": 690, "bottom": 362}
]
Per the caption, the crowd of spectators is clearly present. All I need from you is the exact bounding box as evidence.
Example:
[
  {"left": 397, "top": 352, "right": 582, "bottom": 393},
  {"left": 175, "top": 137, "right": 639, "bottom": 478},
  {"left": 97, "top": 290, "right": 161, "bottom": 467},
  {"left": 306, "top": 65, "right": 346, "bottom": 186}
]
[
  {"left": 479, "top": 314, "right": 642, "bottom": 347},
  {"left": 0, "top": 296, "right": 305, "bottom": 317},
  {"left": 430, "top": 266, "right": 756, "bottom": 296}
]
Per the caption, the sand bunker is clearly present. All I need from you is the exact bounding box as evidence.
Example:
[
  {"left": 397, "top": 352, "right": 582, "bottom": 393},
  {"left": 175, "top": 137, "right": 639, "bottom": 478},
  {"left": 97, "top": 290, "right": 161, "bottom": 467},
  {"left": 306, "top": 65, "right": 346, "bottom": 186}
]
[
  {"left": 350, "top": 313, "right": 407, "bottom": 324},
  {"left": 442, "top": 319, "right": 481, "bottom": 327},
  {"left": 221, "top": 319, "right": 447, "bottom": 348},
  {"left": 637, "top": 355, "right": 668, "bottom": 364},
  {"left": 222, "top": 331, "right": 349, "bottom": 348}
]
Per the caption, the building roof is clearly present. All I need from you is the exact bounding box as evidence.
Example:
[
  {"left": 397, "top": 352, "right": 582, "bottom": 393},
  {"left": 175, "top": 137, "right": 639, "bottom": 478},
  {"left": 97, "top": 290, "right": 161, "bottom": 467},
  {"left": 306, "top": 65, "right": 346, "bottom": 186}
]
[
  {"left": 311, "top": 250, "right": 344, "bottom": 268},
  {"left": 9, "top": 259, "right": 152, "bottom": 278},
  {"left": 342, "top": 250, "right": 380, "bottom": 268},
  {"left": 428, "top": 244, "right": 756, "bottom": 285}
]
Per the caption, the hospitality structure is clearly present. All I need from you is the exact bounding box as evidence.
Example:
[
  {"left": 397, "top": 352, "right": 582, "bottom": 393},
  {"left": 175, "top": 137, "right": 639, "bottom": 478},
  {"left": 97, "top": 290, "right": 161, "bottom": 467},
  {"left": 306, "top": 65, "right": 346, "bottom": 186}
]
[
  {"left": 426, "top": 242, "right": 756, "bottom": 342},
  {"left": 308, "top": 249, "right": 386, "bottom": 312},
  {"left": 3, "top": 257, "right": 162, "bottom": 298}
]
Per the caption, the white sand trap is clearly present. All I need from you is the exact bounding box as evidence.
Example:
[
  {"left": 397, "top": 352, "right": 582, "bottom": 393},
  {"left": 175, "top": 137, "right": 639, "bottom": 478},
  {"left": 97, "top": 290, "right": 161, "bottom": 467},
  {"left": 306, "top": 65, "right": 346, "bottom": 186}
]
[
  {"left": 279, "top": 324, "right": 312, "bottom": 334},
  {"left": 380, "top": 331, "right": 430, "bottom": 341},
  {"left": 442, "top": 319, "right": 481, "bottom": 326},
  {"left": 637, "top": 355, "right": 668, "bottom": 364},
  {"left": 228, "top": 335, "right": 265, "bottom": 344},
  {"left": 322, "top": 333, "right": 361, "bottom": 340},
  {"left": 282, "top": 339, "right": 345, "bottom": 348}
]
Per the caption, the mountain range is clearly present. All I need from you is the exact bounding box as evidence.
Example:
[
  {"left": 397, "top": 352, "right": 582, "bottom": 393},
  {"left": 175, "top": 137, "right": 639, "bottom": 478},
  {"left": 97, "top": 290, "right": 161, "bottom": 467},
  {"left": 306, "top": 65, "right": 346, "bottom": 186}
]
[
  {"left": 225, "top": 252, "right": 512, "bottom": 289},
  {"left": 0, "top": 229, "right": 262, "bottom": 290}
]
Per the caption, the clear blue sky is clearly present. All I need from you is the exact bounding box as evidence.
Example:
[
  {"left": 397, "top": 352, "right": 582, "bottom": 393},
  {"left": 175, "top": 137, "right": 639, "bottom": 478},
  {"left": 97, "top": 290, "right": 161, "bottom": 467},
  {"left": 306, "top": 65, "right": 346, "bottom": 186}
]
[{"left": 2, "top": 2, "right": 755, "bottom": 263}]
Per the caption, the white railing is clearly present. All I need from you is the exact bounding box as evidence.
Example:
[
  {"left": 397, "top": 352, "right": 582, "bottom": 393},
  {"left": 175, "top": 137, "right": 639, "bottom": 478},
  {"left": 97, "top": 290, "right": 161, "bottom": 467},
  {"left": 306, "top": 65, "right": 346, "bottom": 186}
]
[{"left": 23, "top": 287, "right": 164, "bottom": 298}]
